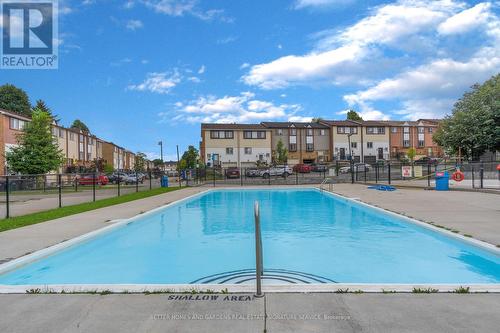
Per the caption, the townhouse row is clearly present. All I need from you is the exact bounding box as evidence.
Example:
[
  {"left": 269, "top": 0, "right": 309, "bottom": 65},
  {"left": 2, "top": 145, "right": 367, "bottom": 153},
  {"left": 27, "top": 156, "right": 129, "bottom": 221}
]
[
  {"left": 200, "top": 119, "right": 443, "bottom": 168},
  {"left": 0, "top": 108, "right": 136, "bottom": 174}
]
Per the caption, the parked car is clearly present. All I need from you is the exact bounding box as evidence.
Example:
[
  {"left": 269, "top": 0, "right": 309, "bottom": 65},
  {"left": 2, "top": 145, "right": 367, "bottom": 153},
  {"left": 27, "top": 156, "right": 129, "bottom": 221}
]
[
  {"left": 339, "top": 163, "right": 372, "bottom": 174},
  {"left": 260, "top": 166, "right": 293, "bottom": 178},
  {"left": 293, "top": 164, "right": 312, "bottom": 173},
  {"left": 415, "top": 157, "right": 440, "bottom": 165},
  {"left": 107, "top": 172, "right": 128, "bottom": 184},
  {"left": 311, "top": 164, "right": 328, "bottom": 172},
  {"left": 225, "top": 167, "right": 241, "bottom": 179},
  {"left": 123, "top": 174, "right": 143, "bottom": 185},
  {"left": 78, "top": 174, "right": 109, "bottom": 186},
  {"left": 245, "top": 168, "right": 261, "bottom": 177}
]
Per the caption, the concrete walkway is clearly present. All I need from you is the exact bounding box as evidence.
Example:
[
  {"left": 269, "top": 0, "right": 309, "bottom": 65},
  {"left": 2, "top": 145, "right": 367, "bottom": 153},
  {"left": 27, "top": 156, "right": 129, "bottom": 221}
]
[
  {"left": 0, "top": 187, "right": 207, "bottom": 263},
  {"left": 329, "top": 183, "right": 500, "bottom": 246},
  {"left": 0, "top": 293, "right": 499, "bottom": 332}
]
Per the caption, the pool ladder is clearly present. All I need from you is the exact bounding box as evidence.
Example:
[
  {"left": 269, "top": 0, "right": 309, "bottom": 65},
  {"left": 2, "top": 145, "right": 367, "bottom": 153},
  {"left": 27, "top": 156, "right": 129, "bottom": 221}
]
[{"left": 320, "top": 178, "right": 334, "bottom": 192}]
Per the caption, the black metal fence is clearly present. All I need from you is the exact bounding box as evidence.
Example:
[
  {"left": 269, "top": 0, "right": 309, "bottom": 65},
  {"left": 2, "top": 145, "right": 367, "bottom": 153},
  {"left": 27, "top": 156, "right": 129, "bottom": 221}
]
[
  {"left": 0, "top": 171, "right": 180, "bottom": 219},
  {"left": 179, "top": 160, "right": 500, "bottom": 190}
]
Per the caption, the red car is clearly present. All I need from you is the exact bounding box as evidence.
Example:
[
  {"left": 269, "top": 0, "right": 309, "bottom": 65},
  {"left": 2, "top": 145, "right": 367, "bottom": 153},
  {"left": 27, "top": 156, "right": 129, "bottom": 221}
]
[
  {"left": 78, "top": 174, "right": 109, "bottom": 186},
  {"left": 225, "top": 167, "right": 240, "bottom": 179},
  {"left": 293, "top": 164, "right": 312, "bottom": 173}
]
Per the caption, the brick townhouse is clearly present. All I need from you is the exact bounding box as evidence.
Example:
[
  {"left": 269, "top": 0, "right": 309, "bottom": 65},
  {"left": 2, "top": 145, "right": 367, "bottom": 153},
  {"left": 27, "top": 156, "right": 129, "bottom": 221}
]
[
  {"left": 201, "top": 118, "right": 444, "bottom": 167},
  {"left": 0, "top": 108, "right": 136, "bottom": 174}
]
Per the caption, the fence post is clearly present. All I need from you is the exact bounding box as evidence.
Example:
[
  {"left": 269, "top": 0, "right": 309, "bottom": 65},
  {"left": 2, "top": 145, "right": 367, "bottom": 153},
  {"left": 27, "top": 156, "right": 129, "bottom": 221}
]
[
  {"left": 149, "top": 170, "right": 152, "bottom": 190},
  {"left": 388, "top": 162, "right": 391, "bottom": 185},
  {"left": 364, "top": 166, "right": 367, "bottom": 183},
  {"left": 135, "top": 171, "right": 139, "bottom": 192},
  {"left": 351, "top": 160, "right": 354, "bottom": 184},
  {"left": 427, "top": 163, "right": 431, "bottom": 187},
  {"left": 93, "top": 172, "right": 96, "bottom": 202},
  {"left": 335, "top": 160, "right": 339, "bottom": 177},
  {"left": 268, "top": 171, "right": 271, "bottom": 186},
  {"left": 213, "top": 168, "right": 216, "bottom": 187},
  {"left": 117, "top": 173, "right": 121, "bottom": 197},
  {"left": 75, "top": 174, "right": 78, "bottom": 192},
  {"left": 295, "top": 169, "right": 298, "bottom": 185},
  {"left": 480, "top": 161, "right": 484, "bottom": 189},
  {"left": 43, "top": 175, "right": 46, "bottom": 192},
  {"left": 58, "top": 174, "right": 62, "bottom": 208},
  {"left": 375, "top": 164, "right": 378, "bottom": 183},
  {"left": 241, "top": 168, "right": 243, "bottom": 186},
  {"left": 5, "top": 175, "right": 10, "bottom": 219},
  {"left": 471, "top": 166, "right": 475, "bottom": 188}
]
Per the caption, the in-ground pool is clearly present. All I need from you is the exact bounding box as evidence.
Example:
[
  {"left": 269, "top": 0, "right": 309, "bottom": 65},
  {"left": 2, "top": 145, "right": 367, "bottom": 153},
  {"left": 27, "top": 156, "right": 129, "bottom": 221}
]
[{"left": 0, "top": 189, "right": 499, "bottom": 285}]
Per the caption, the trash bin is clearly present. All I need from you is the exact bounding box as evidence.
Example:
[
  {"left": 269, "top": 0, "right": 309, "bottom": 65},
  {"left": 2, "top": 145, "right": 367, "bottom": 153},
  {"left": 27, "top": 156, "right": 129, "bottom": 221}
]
[
  {"left": 435, "top": 171, "right": 449, "bottom": 191},
  {"left": 161, "top": 175, "right": 169, "bottom": 188}
]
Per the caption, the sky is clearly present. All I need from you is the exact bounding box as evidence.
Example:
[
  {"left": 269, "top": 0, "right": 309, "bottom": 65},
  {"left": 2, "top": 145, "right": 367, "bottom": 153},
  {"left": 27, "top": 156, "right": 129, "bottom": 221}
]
[{"left": 1, "top": 0, "right": 499, "bottom": 160}]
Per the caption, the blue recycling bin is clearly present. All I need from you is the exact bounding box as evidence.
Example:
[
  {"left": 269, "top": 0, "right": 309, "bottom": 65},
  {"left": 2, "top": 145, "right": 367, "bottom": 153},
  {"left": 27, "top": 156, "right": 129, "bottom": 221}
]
[
  {"left": 435, "top": 171, "right": 449, "bottom": 191},
  {"left": 161, "top": 175, "right": 169, "bottom": 188}
]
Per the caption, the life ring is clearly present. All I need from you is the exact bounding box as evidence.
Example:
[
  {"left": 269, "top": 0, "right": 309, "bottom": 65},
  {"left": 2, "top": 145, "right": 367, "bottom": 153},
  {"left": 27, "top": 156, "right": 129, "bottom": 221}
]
[{"left": 452, "top": 171, "right": 464, "bottom": 182}]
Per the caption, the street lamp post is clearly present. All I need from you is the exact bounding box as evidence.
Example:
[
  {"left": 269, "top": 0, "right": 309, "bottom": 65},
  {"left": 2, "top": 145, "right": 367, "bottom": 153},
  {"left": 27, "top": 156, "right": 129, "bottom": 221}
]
[{"left": 158, "top": 141, "right": 164, "bottom": 172}]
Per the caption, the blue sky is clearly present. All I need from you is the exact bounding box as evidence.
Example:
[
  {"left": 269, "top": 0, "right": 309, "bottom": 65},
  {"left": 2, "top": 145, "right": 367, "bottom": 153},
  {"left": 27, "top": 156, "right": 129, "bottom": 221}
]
[{"left": 1, "top": 0, "right": 499, "bottom": 160}]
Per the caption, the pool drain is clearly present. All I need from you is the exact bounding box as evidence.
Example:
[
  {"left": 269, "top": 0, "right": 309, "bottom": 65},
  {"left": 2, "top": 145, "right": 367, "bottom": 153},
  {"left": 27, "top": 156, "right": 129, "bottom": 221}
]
[{"left": 191, "top": 269, "right": 336, "bottom": 284}]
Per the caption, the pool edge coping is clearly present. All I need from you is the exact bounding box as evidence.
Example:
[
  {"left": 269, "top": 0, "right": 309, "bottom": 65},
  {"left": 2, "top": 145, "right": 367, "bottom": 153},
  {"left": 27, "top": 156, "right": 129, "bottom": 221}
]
[{"left": 0, "top": 186, "right": 498, "bottom": 294}]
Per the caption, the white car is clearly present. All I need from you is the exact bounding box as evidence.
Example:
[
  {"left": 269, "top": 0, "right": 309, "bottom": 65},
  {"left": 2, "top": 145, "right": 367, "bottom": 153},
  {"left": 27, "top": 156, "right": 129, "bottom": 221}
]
[
  {"left": 260, "top": 166, "right": 293, "bottom": 178},
  {"left": 339, "top": 163, "right": 372, "bottom": 174}
]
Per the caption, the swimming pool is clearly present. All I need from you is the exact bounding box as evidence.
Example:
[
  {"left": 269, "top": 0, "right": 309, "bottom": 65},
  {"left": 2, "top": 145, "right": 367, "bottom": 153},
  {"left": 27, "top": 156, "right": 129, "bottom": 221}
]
[{"left": 0, "top": 188, "right": 499, "bottom": 287}]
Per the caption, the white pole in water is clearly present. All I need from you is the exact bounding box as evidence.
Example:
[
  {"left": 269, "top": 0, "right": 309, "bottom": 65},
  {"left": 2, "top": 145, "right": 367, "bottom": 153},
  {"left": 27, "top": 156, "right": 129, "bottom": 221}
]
[{"left": 254, "top": 201, "right": 264, "bottom": 297}]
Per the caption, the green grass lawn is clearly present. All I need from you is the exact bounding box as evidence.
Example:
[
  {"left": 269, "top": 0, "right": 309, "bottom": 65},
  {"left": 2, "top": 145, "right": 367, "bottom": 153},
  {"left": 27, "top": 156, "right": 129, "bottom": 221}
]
[{"left": 0, "top": 186, "right": 181, "bottom": 233}]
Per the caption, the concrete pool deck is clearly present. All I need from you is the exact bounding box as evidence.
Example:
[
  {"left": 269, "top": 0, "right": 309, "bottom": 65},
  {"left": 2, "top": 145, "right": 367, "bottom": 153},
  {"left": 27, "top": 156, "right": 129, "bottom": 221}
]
[
  {"left": 0, "top": 184, "right": 499, "bottom": 332},
  {"left": 0, "top": 293, "right": 499, "bottom": 332}
]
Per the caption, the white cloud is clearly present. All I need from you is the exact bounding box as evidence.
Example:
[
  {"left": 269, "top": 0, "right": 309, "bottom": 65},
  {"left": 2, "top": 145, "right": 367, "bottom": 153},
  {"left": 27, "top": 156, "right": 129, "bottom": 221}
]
[
  {"left": 293, "top": 0, "right": 353, "bottom": 10},
  {"left": 166, "top": 92, "right": 303, "bottom": 124},
  {"left": 243, "top": 0, "right": 466, "bottom": 89},
  {"left": 141, "top": 0, "right": 231, "bottom": 21},
  {"left": 197, "top": 65, "right": 205, "bottom": 74},
  {"left": 345, "top": 51, "right": 500, "bottom": 118},
  {"left": 216, "top": 36, "right": 238, "bottom": 44},
  {"left": 438, "top": 3, "right": 492, "bottom": 35},
  {"left": 128, "top": 71, "right": 182, "bottom": 94},
  {"left": 240, "top": 63, "right": 250, "bottom": 70},
  {"left": 126, "top": 19, "right": 144, "bottom": 31}
]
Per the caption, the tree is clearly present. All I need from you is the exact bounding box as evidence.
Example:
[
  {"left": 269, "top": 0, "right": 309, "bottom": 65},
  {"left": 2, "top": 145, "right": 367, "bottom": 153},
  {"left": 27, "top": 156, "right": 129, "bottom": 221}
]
[
  {"left": 433, "top": 74, "right": 500, "bottom": 159},
  {"left": 407, "top": 147, "right": 416, "bottom": 162},
  {"left": 103, "top": 164, "right": 114, "bottom": 173},
  {"left": 6, "top": 109, "right": 64, "bottom": 174},
  {"left": 181, "top": 145, "right": 199, "bottom": 169},
  {"left": 275, "top": 139, "right": 288, "bottom": 164},
  {"left": 0, "top": 84, "right": 31, "bottom": 116},
  {"left": 33, "top": 99, "right": 60, "bottom": 123},
  {"left": 134, "top": 152, "right": 147, "bottom": 172},
  {"left": 346, "top": 110, "right": 363, "bottom": 121},
  {"left": 152, "top": 159, "right": 164, "bottom": 167},
  {"left": 71, "top": 119, "right": 90, "bottom": 133},
  {"left": 311, "top": 117, "right": 323, "bottom": 123}
]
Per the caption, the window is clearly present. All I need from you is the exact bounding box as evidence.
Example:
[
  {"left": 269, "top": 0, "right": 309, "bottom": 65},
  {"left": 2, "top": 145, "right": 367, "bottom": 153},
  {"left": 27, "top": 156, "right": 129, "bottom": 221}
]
[
  {"left": 418, "top": 127, "right": 424, "bottom": 134},
  {"left": 337, "top": 126, "right": 358, "bottom": 134},
  {"left": 351, "top": 142, "right": 357, "bottom": 149},
  {"left": 403, "top": 140, "right": 410, "bottom": 147},
  {"left": 58, "top": 128, "right": 64, "bottom": 138},
  {"left": 403, "top": 127, "right": 410, "bottom": 133},
  {"left": 290, "top": 127, "right": 297, "bottom": 135},
  {"left": 244, "top": 147, "right": 252, "bottom": 155},
  {"left": 79, "top": 152, "right": 85, "bottom": 160},
  {"left": 306, "top": 128, "right": 313, "bottom": 136},
  {"left": 88, "top": 138, "right": 93, "bottom": 145},
  {"left": 306, "top": 143, "right": 314, "bottom": 152},
  {"left": 226, "top": 147, "right": 233, "bottom": 155},
  {"left": 428, "top": 127, "right": 433, "bottom": 133},
  {"left": 366, "top": 127, "right": 385, "bottom": 134},
  {"left": 289, "top": 143, "right": 297, "bottom": 152},
  {"left": 87, "top": 153, "right": 92, "bottom": 160},
  {"left": 69, "top": 132, "right": 75, "bottom": 141},
  {"left": 418, "top": 140, "right": 425, "bottom": 147},
  {"left": 9, "top": 117, "right": 26, "bottom": 130},
  {"left": 367, "top": 142, "right": 373, "bottom": 149},
  {"left": 276, "top": 129, "right": 283, "bottom": 136},
  {"left": 210, "top": 130, "right": 234, "bottom": 139},
  {"left": 320, "top": 129, "right": 326, "bottom": 136},
  {"left": 391, "top": 127, "right": 398, "bottom": 133},
  {"left": 243, "top": 131, "right": 266, "bottom": 139}
]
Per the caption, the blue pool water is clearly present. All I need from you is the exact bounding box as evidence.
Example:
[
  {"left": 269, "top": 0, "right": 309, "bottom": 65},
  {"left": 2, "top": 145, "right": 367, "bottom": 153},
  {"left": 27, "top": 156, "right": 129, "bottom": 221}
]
[{"left": 0, "top": 189, "right": 499, "bottom": 285}]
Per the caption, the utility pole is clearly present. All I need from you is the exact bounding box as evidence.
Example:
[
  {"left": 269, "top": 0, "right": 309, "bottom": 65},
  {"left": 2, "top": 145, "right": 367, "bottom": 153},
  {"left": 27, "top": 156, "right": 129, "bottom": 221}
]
[{"left": 158, "top": 141, "right": 164, "bottom": 171}]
